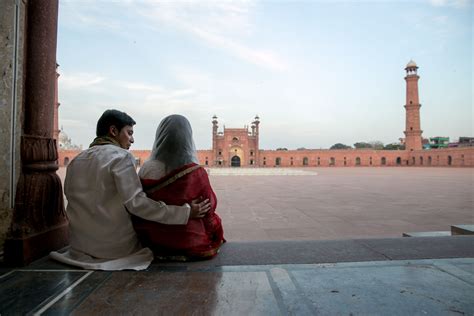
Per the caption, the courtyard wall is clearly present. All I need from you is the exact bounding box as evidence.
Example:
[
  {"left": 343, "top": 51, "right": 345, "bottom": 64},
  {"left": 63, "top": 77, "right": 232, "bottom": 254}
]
[{"left": 57, "top": 147, "right": 474, "bottom": 168}]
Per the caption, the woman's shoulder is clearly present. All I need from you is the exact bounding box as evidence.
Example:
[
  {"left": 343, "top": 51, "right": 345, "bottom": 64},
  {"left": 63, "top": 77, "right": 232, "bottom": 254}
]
[{"left": 138, "top": 160, "right": 166, "bottom": 180}]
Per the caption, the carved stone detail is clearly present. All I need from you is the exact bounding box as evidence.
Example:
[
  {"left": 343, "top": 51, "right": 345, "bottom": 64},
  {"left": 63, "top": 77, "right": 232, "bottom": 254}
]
[
  {"left": 21, "top": 135, "right": 59, "bottom": 166},
  {"left": 4, "top": 0, "right": 68, "bottom": 266}
]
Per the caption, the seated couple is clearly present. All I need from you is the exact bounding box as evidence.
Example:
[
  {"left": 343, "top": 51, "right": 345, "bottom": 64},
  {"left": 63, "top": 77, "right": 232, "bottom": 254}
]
[
  {"left": 133, "top": 114, "right": 225, "bottom": 261},
  {"left": 51, "top": 110, "right": 224, "bottom": 270}
]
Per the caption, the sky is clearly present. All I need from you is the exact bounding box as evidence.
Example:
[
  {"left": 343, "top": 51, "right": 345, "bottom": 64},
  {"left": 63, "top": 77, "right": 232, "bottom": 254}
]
[{"left": 57, "top": 0, "right": 473, "bottom": 150}]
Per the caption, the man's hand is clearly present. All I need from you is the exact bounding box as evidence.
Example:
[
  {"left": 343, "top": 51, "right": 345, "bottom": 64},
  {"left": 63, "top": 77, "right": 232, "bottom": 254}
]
[{"left": 189, "top": 197, "right": 211, "bottom": 219}]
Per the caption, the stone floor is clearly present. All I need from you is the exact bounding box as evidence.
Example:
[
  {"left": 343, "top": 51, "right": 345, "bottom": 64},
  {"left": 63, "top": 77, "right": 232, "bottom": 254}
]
[{"left": 1, "top": 237, "right": 473, "bottom": 315}]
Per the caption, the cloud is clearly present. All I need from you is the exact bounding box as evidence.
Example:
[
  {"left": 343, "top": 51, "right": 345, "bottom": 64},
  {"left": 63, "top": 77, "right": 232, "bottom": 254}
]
[
  {"left": 118, "top": 80, "right": 199, "bottom": 106},
  {"left": 119, "top": 82, "right": 165, "bottom": 92},
  {"left": 59, "top": 1, "right": 122, "bottom": 31},
  {"left": 433, "top": 15, "right": 449, "bottom": 24},
  {"left": 59, "top": 0, "right": 288, "bottom": 71},
  {"left": 58, "top": 118, "right": 88, "bottom": 129},
  {"left": 74, "top": 13, "right": 121, "bottom": 30},
  {"left": 188, "top": 26, "right": 288, "bottom": 71},
  {"left": 133, "top": 1, "right": 289, "bottom": 71},
  {"left": 60, "top": 73, "right": 106, "bottom": 89},
  {"left": 428, "top": 0, "right": 470, "bottom": 8}
]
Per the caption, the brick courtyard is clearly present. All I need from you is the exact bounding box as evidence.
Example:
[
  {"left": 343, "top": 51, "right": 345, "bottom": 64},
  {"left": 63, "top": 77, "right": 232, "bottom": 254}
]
[
  {"left": 58, "top": 167, "right": 473, "bottom": 241},
  {"left": 210, "top": 167, "right": 473, "bottom": 241}
]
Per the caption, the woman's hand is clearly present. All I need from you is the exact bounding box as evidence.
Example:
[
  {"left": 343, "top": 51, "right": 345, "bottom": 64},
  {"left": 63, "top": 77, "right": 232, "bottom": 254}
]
[{"left": 189, "top": 197, "right": 211, "bottom": 218}]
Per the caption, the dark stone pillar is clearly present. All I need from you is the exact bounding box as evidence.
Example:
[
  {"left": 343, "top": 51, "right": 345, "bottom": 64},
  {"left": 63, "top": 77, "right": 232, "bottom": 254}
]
[{"left": 4, "top": 0, "right": 68, "bottom": 266}]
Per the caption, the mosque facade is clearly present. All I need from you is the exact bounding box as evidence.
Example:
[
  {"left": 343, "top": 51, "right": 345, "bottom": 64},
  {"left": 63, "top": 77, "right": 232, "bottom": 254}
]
[{"left": 58, "top": 62, "right": 474, "bottom": 168}]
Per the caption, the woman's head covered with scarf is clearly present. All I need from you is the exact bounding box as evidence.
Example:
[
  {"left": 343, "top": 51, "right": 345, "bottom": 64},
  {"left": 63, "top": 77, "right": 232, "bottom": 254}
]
[{"left": 149, "top": 114, "right": 199, "bottom": 172}]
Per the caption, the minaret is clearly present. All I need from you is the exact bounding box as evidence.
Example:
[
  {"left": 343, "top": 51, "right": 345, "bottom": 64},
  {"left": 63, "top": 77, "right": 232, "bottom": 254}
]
[
  {"left": 404, "top": 60, "right": 422, "bottom": 151},
  {"left": 253, "top": 115, "right": 260, "bottom": 133},
  {"left": 252, "top": 115, "right": 260, "bottom": 165},
  {"left": 212, "top": 115, "right": 218, "bottom": 166}
]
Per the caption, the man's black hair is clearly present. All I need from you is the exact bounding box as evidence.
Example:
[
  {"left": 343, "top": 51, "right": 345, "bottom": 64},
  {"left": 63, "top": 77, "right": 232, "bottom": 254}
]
[{"left": 96, "top": 109, "right": 136, "bottom": 137}]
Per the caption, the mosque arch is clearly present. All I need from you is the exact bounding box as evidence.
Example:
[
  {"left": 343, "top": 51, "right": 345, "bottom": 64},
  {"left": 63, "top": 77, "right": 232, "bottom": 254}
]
[
  {"left": 381, "top": 157, "right": 386, "bottom": 165},
  {"left": 231, "top": 156, "right": 241, "bottom": 167},
  {"left": 396, "top": 157, "right": 401, "bottom": 165},
  {"left": 303, "top": 157, "right": 308, "bottom": 166},
  {"left": 229, "top": 146, "right": 244, "bottom": 167},
  {"left": 355, "top": 157, "right": 361, "bottom": 166},
  {"left": 275, "top": 157, "right": 281, "bottom": 166},
  {"left": 448, "top": 156, "right": 452, "bottom": 166}
]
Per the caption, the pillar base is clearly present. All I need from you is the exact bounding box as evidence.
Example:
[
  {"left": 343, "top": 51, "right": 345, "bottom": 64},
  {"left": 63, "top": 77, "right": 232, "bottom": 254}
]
[{"left": 4, "top": 223, "right": 68, "bottom": 266}]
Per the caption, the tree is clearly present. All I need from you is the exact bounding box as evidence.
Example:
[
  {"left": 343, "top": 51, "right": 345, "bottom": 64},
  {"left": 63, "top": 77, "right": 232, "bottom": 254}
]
[
  {"left": 384, "top": 143, "right": 405, "bottom": 150},
  {"left": 330, "top": 143, "right": 351, "bottom": 150},
  {"left": 276, "top": 147, "right": 288, "bottom": 151},
  {"left": 353, "top": 142, "right": 372, "bottom": 149},
  {"left": 297, "top": 147, "right": 307, "bottom": 150},
  {"left": 369, "top": 141, "right": 384, "bottom": 150}
]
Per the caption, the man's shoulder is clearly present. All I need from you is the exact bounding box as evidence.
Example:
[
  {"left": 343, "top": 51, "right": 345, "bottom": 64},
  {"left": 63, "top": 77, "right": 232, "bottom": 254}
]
[
  {"left": 99, "top": 144, "right": 130, "bottom": 155},
  {"left": 75, "top": 145, "right": 132, "bottom": 161}
]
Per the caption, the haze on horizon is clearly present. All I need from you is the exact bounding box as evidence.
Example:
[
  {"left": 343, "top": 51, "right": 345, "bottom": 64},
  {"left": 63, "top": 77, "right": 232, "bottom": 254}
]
[{"left": 57, "top": 0, "right": 472, "bottom": 150}]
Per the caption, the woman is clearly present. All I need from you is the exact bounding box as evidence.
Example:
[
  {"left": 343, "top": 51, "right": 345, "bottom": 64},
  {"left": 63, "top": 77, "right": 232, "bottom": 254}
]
[{"left": 132, "top": 114, "right": 224, "bottom": 260}]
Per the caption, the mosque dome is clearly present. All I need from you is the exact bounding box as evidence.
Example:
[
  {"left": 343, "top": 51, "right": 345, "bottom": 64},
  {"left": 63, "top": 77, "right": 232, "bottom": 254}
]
[
  {"left": 58, "top": 127, "right": 82, "bottom": 150},
  {"left": 58, "top": 129, "right": 70, "bottom": 148},
  {"left": 406, "top": 60, "right": 417, "bottom": 68}
]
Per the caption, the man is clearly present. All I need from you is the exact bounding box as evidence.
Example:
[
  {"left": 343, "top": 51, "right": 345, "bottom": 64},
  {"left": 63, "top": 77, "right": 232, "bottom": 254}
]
[{"left": 51, "top": 109, "right": 211, "bottom": 270}]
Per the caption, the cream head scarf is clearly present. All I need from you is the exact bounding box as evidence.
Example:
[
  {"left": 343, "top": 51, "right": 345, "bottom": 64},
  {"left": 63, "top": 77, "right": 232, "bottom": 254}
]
[{"left": 149, "top": 114, "right": 199, "bottom": 173}]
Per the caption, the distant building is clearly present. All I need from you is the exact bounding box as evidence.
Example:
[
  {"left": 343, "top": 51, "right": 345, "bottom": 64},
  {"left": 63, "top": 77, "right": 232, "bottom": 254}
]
[
  {"left": 58, "top": 127, "right": 82, "bottom": 151},
  {"left": 429, "top": 137, "right": 449, "bottom": 149},
  {"left": 207, "top": 115, "right": 260, "bottom": 167},
  {"left": 458, "top": 137, "right": 474, "bottom": 147},
  {"left": 57, "top": 127, "right": 82, "bottom": 166}
]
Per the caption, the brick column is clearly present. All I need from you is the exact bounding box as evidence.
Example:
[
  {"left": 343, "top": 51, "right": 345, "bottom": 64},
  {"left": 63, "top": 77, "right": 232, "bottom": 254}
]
[{"left": 4, "top": 0, "right": 68, "bottom": 265}]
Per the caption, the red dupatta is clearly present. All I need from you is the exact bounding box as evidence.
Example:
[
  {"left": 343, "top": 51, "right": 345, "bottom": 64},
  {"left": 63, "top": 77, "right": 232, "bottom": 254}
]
[{"left": 132, "top": 163, "right": 224, "bottom": 259}]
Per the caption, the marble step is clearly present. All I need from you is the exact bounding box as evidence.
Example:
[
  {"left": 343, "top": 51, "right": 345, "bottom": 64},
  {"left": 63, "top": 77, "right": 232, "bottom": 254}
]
[
  {"left": 402, "top": 231, "right": 451, "bottom": 237},
  {"left": 451, "top": 224, "right": 474, "bottom": 235}
]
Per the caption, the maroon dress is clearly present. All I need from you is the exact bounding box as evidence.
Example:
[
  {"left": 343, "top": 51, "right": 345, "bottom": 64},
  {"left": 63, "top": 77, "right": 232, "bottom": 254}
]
[{"left": 132, "top": 163, "right": 224, "bottom": 259}]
